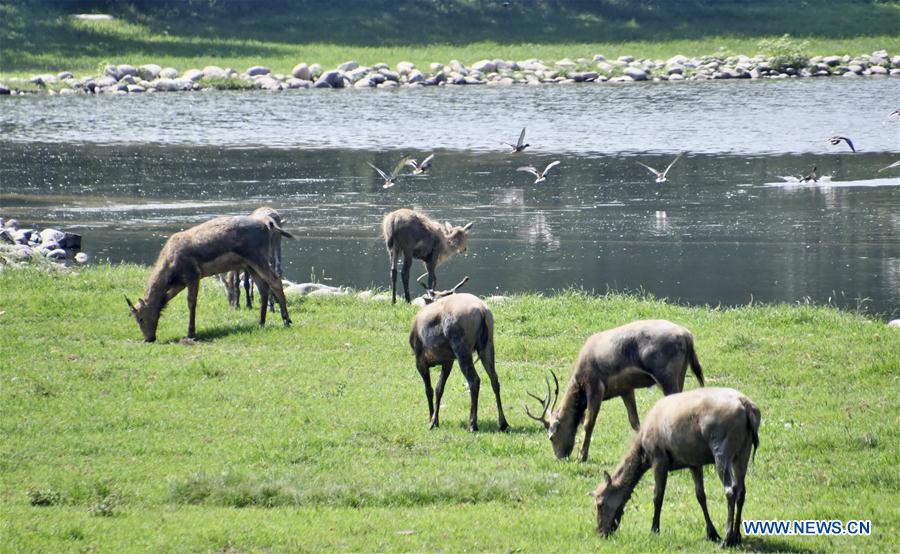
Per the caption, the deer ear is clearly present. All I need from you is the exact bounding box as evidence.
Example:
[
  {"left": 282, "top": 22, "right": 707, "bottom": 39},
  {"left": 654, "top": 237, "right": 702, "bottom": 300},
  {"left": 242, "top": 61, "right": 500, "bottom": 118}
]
[
  {"left": 444, "top": 221, "right": 453, "bottom": 232},
  {"left": 125, "top": 295, "right": 136, "bottom": 312},
  {"left": 463, "top": 222, "right": 474, "bottom": 231},
  {"left": 603, "top": 471, "right": 612, "bottom": 486}
]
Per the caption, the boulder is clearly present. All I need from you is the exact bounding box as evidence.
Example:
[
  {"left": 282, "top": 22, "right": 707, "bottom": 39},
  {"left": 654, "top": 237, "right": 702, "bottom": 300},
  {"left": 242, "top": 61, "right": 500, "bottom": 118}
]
[
  {"left": 338, "top": 60, "right": 359, "bottom": 72},
  {"left": 47, "top": 248, "right": 67, "bottom": 260},
  {"left": 75, "top": 252, "right": 89, "bottom": 263},
  {"left": 396, "top": 61, "right": 415, "bottom": 75},
  {"left": 316, "top": 70, "right": 345, "bottom": 88},
  {"left": 159, "top": 67, "right": 179, "bottom": 79},
  {"left": 407, "top": 69, "right": 425, "bottom": 83},
  {"left": 203, "top": 66, "right": 227, "bottom": 79},
  {"left": 309, "top": 63, "right": 323, "bottom": 78},
  {"left": 472, "top": 59, "right": 496, "bottom": 73},
  {"left": 153, "top": 78, "right": 178, "bottom": 92},
  {"left": 104, "top": 64, "right": 120, "bottom": 79},
  {"left": 623, "top": 67, "right": 647, "bottom": 81},
  {"left": 97, "top": 76, "right": 118, "bottom": 87},
  {"left": 139, "top": 64, "right": 161, "bottom": 80},
  {"left": 291, "top": 63, "right": 310, "bottom": 80},
  {"left": 822, "top": 55, "right": 842, "bottom": 67},
  {"left": 593, "top": 54, "right": 606, "bottom": 61},
  {"left": 117, "top": 64, "right": 138, "bottom": 77},
  {"left": 869, "top": 66, "right": 888, "bottom": 75},
  {"left": 127, "top": 84, "right": 146, "bottom": 93},
  {"left": 379, "top": 69, "right": 400, "bottom": 82},
  {"left": 449, "top": 59, "right": 467, "bottom": 75},
  {"left": 286, "top": 78, "right": 311, "bottom": 89},
  {"left": 354, "top": 77, "right": 375, "bottom": 88},
  {"left": 246, "top": 66, "right": 271, "bottom": 77},
  {"left": 58, "top": 71, "right": 74, "bottom": 80},
  {"left": 430, "top": 62, "right": 444, "bottom": 73}
]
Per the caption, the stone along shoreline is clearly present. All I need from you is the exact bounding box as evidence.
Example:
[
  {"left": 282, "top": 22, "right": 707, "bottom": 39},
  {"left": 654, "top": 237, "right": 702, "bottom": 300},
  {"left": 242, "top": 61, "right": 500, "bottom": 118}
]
[{"left": 2, "top": 49, "right": 896, "bottom": 95}]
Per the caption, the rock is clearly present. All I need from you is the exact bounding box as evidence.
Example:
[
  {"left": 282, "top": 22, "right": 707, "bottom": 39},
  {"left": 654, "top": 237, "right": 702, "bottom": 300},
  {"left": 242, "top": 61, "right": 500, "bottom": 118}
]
[
  {"left": 666, "top": 65, "right": 684, "bottom": 75},
  {"left": 159, "top": 67, "right": 179, "bottom": 79},
  {"left": 593, "top": 54, "right": 606, "bottom": 61},
  {"left": 309, "top": 63, "right": 323, "bottom": 78},
  {"left": 377, "top": 80, "right": 398, "bottom": 88},
  {"left": 344, "top": 67, "right": 369, "bottom": 83},
  {"left": 842, "top": 71, "right": 860, "bottom": 78},
  {"left": 449, "top": 59, "right": 467, "bottom": 75},
  {"left": 313, "top": 79, "right": 332, "bottom": 89},
  {"left": 396, "top": 61, "right": 415, "bottom": 75},
  {"left": 75, "top": 252, "right": 89, "bottom": 263},
  {"left": 286, "top": 78, "right": 310, "bottom": 89},
  {"left": 47, "top": 248, "right": 67, "bottom": 260},
  {"left": 822, "top": 55, "right": 842, "bottom": 66},
  {"left": 0, "top": 229, "right": 13, "bottom": 244},
  {"left": 338, "top": 60, "right": 359, "bottom": 72},
  {"left": 246, "top": 66, "right": 271, "bottom": 77},
  {"left": 104, "top": 64, "right": 120, "bottom": 79},
  {"left": 58, "top": 87, "right": 77, "bottom": 95},
  {"left": 609, "top": 75, "right": 635, "bottom": 83},
  {"left": 0, "top": 84, "right": 9, "bottom": 95},
  {"left": 202, "top": 66, "right": 227, "bottom": 79},
  {"left": 869, "top": 66, "right": 888, "bottom": 75},
  {"left": 848, "top": 64, "right": 864, "bottom": 74},
  {"left": 555, "top": 58, "right": 576, "bottom": 69},
  {"left": 119, "top": 74, "right": 136, "bottom": 85},
  {"left": 668, "top": 73, "right": 685, "bottom": 81},
  {"left": 617, "top": 55, "right": 634, "bottom": 63},
  {"left": 379, "top": 69, "right": 400, "bottom": 82},
  {"left": 464, "top": 76, "right": 485, "bottom": 85},
  {"left": 407, "top": 69, "right": 425, "bottom": 83},
  {"left": 315, "top": 70, "right": 345, "bottom": 88},
  {"left": 117, "top": 64, "right": 138, "bottom": 77},
  {"left": 139, "top": 64, "right": 161, "bottom": 80},
  {"left": 354, "top": 77, "right": 375, "bottom": 88},
  {"left": 153, "top": 78, "right": 177, "bottom": 92},
  {"left": 291, "top": 63, "right": 310, "bottom": 80},
  {"left": 430, "top": 62, "right": 444, "bottom": 73},
  {"left": 96, "top": 76, "right": 117, "bottom": 87},
  {"left": 623, "top": 67, "right": 647, "bottom": 81},
  {"left": 4, "top": 219, "right": 19, "bottom": 230},
  {"left": 472, "top": 59, "right": 496, "bottom": 73},
  {"left": 127, "top": 84, "right": 145, "bottom": 93},
  {"left": 57, "top": 71, "right": 74, "bottom": 80}
]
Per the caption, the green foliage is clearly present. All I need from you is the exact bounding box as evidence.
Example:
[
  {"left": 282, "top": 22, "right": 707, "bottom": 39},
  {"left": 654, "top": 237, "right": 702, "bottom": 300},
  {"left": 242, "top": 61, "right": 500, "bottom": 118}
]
[
  {"left": 0, "top": 265, "right": 898, "bottom": 551},
  {"left": 757, "top": 34, "right": 810, "bottom": 70}
]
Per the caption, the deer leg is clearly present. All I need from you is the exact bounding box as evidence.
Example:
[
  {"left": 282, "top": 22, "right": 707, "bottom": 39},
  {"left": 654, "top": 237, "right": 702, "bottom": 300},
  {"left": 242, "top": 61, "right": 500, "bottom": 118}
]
[
  {"left": 651, "top": 461, "right": 668, "bottom": 534},
  {"left": 714, "top": 452, "right": 737, "bottom": 548},
  {"left": 186, "top": 279, "right": 200, "bottom": 339},
  {"left": 256, "top": 278, "right": 270, "bottom": 326},
  {"left": 416, "top": 359, "right": 434, "bottom": 426},
  {"left": 479, "top": 340, "right": 508, "bottom": 431},
  {"left": 243, "top": 269, "right": 253, "bottom": 310},
  {"left": 622, "top": 389, "right": 641, "bottom": 431},
  {"left": 425, "top": 259, "right": 437, "bottom": 290},
  {"left": 389, "top": 253, "right": 398, "bottom": 304},
  {"left": 247, "top": 261, "right": 291, "bottom": 328},
  {"left": 451, "top": 338, "right": 480, "bottom": 432},
  {"left": 579, "top": 385, "right": 604, "bottom": 462},
  {"left": 400, "top": 254, "right": 412, "bottom": 303},
  {"left": 730, "top": 452, "right": 749, "bottom": 546},
  {"left": 268, "top": 241, "right": 281, "bottom": 313},
  {"left": 690, "top": 466, "right": 720, "bottom": 541},
  {"left": 431, "top": 361, "right": 453, "bottom": 429}
]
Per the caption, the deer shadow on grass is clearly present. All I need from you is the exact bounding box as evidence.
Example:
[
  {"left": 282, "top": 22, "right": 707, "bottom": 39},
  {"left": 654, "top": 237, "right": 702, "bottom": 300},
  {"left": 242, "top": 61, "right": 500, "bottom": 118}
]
[{"left": 174, "top": 322, "right": 266, "bottom": 343}]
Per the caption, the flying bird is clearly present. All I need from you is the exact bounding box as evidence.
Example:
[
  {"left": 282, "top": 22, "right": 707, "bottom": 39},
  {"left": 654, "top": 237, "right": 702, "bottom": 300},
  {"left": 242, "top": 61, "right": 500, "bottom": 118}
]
[
  {"left": 636, "top": 153, "right": 683, "bottom": 183},
  {"left": 502, "top": 128, "right": 530, "bottom": 153},
  {"left": 878, "top": 160, "right": 900, "bottom": 172},
  {"left": 890, "top": 109, "right": 900, "bottom": 119},
  {"left": 405, "top": 154, "right": 434, "bottom": 175},
  {"left": 367, "top": 158, "right": 411, "bottom": 189},
  {"left": 517, "top": 160, "right": 560, "bottom": 183},
  {"left": 799, "top": 166, "right": 818, "bottom": 183},
  {"left": 826, "top": 135, "right": 856, "bottom": 152}
]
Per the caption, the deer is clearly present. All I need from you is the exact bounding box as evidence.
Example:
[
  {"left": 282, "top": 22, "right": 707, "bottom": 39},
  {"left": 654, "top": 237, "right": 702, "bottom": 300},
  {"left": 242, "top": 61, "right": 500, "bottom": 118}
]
[
  {"left": 409, "top": 292, "right": 509, "bottom": 432},
  {"left": 382, "top": 208, "right": 473, "bottom": 304},
  {"left": 126, "top": 214, "right": 293, "bottom": 342},
  {"left": 592, "top": 387, "right": 760, "bottom": 548},
  {"left": 219, "top": 206, "right": 286, "bottom": 311},
  {"left": 525, "top": 319, "right": 704, "bottom": 462}
]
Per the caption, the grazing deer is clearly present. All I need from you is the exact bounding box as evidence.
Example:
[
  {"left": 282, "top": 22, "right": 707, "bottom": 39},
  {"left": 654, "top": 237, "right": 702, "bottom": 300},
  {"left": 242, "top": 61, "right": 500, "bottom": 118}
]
[
  {"left": 382, "top": 208, "right": 473, "bottom": 304},
  {"left": 526, "top": 320, "right": 704, "bottom": 461},
  {"left": 592, "top": 387, "right": 760, "bottom": 548},
  {"left": 409, "top": 293, "right": 508, "bottom": 432},
  {"left": 219, "top": 207, "right": 286, "bottom": 312},
  {"left": 126, "top": 215, "right": 293, "bottom": 342}
]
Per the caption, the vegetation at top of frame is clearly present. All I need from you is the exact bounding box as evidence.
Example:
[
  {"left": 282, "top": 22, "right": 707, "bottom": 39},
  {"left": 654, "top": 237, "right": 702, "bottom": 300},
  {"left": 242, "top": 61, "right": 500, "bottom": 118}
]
[
  {"left": 0, "top": 264, "right": 898, "bottom": 552},
  {"left": 1, "top": 0, "right": 899, "bottom": 76}
]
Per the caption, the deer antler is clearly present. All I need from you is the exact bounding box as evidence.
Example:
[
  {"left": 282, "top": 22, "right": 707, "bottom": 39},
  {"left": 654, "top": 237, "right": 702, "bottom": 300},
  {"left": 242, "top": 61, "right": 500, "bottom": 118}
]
[{"left": 524, "top": 374, "right": 555, "bottom": 428}]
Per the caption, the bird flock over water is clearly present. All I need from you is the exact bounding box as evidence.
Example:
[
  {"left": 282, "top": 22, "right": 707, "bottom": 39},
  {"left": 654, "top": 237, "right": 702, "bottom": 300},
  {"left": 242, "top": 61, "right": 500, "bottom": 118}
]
[{"left": 369, "top": 110, "right": 900, "bottom": 188}]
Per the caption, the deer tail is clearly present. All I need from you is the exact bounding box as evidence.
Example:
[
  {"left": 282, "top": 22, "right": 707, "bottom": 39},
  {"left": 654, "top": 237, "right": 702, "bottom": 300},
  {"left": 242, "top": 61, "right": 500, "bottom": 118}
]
[
  {"left": 686, "top": 335, "right": 705, "bottom": 387},
  {"left": 742, "top": 397, "right": 761, "bottom": 463},
  {"left": 383, "top": 215, "right": 397, "bottom": 252}
]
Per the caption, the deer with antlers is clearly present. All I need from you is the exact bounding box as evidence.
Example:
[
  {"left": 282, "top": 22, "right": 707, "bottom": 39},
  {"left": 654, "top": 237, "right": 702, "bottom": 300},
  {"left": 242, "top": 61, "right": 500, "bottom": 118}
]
[{"left": 525, "top": 320, "right": 705, "bottom": 461}]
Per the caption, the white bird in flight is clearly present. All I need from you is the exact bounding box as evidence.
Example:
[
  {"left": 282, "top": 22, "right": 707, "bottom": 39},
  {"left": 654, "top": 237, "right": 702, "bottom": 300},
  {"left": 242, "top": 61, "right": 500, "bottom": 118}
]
[
  {"left": 636, "top": 153, "right": 683, "bottom": 183},
  {"left": 501, "top": 127, "right": 530, "bottom": 153},
  {"left": 405, "top": 154, "right": 434, "bottom": 175},
  {"left": 517, "top": 160, "right": 560, "bottom": 183},
  {"left": 367, "top": 158, "right": 411, "bottom": 189}
]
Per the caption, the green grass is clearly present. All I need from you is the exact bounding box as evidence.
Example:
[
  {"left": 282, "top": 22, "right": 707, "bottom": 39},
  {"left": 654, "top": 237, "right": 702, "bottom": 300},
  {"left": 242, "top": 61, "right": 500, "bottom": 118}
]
[
  {"left": 1, "top": 264, "right": 898, "bottom": 552},
  {"left": 2, "top": 1, "right": 899, "bottom": 79}
]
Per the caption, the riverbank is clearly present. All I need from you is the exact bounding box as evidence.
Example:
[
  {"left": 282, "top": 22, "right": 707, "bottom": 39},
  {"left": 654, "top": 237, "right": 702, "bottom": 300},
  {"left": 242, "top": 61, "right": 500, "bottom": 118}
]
[
  {"left": 3, "top": 46, "right": 898, "bottom": 95},
  {"left": 1, "top": 264, "right": 897, "bottom": 552}
]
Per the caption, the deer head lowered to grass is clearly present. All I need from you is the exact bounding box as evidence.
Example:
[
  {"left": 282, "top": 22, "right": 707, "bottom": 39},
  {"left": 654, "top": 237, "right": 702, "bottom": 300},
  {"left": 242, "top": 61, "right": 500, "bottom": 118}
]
[
  {"left": 525, "top": 319, "right": 705, "bottom": 462},
  {"left": 592, "top": 387, "right": 760, "bottom": 548},
  {"left": 416, "top": 274, "right": 470, "bottom": 305},
  {"left": 382, "top": 208, "right": 473, "bottom": 304},
  {"left": 126, "top": 214, "right": 293, "bottom": 342}
]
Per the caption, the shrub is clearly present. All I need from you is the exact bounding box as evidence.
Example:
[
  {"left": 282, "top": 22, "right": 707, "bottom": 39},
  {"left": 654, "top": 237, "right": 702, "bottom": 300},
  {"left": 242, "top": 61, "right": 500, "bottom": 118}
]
[{"left": 758, "top": 34, "right": 810, "bottom": 70}]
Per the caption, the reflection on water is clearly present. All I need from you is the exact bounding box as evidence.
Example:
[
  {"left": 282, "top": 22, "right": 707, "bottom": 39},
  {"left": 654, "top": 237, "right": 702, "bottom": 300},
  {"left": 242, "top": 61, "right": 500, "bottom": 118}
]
[{"left": 2, "top": 141, "right": 898, "bottom": 316}]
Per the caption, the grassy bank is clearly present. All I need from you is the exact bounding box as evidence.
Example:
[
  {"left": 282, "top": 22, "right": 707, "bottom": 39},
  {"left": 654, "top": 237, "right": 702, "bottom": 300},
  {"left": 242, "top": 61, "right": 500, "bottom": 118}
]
[
  {"left": 1, "top": 265, "right": 898, "bottom": 552},
  {"left": 2, "top": 2, "right": 899, "bottom": 78}
]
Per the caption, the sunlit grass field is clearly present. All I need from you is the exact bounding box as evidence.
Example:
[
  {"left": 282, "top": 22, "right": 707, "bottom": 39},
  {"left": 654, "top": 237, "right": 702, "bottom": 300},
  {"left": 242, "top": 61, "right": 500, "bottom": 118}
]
[
  {"left": 2, "top": 1, "right": 899, "bottom": 79},
  {"left": 1, "top": 265, "right": 897, "bottom": 552}
]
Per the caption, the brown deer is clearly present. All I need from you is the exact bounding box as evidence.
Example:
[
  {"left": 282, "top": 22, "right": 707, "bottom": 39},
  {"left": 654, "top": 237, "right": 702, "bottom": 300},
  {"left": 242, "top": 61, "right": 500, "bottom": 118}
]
[
  {"left": 409, "top": 293, "right": 508, "bottom": 432},
  {"left": 126, "top": 215, "right": 293, "bottom": 342},
  {"left": 592, "top": 387, "right": 760, "bottom": 548},
  {"left": 219, "top": 206, "right": 286, "bottom": 311},
  {"left": 526, "top": 320, "right": 704, "bottom": 461},
  {"left": 382, "top": 208, "right": 473, "bottom": 304}
]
